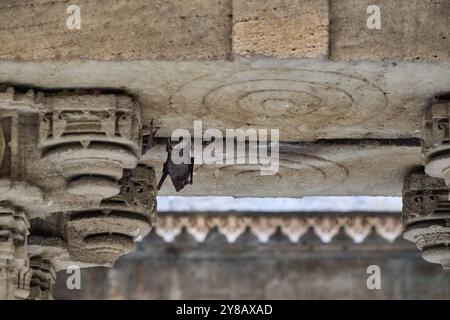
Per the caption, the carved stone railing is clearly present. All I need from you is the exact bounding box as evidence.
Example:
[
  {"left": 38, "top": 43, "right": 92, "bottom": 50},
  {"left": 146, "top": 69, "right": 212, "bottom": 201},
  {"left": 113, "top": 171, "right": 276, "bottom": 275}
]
[{"left": 154, "top": 214, "right": 403, "bottom": 244}]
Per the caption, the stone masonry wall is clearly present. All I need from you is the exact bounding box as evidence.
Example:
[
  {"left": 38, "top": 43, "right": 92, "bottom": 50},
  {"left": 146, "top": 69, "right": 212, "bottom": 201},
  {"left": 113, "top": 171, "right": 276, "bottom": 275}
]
[{"left": 0, "top": 0, "right": 449, "bottom": 61}]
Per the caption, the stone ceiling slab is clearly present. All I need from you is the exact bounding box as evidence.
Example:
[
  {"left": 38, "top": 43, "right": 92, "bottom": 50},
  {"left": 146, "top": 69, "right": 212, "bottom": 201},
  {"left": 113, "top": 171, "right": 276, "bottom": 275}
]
[
  {"left": 142, "top": 141, "right": 421, "bottom": 197},
  {"left": 1, "top": 59, "right": 450, "bottom": 141}
]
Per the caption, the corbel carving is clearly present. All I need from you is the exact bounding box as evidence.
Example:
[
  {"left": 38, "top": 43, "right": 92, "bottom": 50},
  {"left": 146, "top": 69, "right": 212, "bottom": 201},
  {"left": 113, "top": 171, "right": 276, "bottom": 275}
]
[
  {"left": 422, "top": 94, "right": 450, "bottom": 187},
  {"left": 28, "top": 257, "right": 56, "bottom": 300},
  {"left": 65, "top": 165, "right": 157, "bottom": 266},
  {"left": 0, "top": 204, "right": 32, "bottom": 300},
  {"left": 0, "top": 87, "right": 160, "bottom": 297},
  {"left": 38, "top": 92, "right": 142, "bottom": 199},
  {"left": 402, "top": 171, "right": 450, "bottom": 269}
]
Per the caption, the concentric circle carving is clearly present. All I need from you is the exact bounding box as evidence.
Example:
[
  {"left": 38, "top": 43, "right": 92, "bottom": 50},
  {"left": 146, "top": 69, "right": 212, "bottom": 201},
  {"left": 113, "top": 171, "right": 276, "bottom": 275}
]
[
  {"left": 170, "top": 68, "right": 387, "bottom": 131},
  {"left": 196, "top": 152, "right": 348, "bottom": 194}
]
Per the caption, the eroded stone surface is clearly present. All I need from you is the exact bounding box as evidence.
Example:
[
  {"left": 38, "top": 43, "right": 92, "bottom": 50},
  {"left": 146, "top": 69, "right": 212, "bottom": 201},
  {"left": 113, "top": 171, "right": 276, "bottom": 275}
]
[
  {"left": 2, "top": 0, "right": 450, "bottom": 62},
  {"left": 403, "top": 171, "right": 450, "bottom": 269},
  {"left": 232, "top": 0, "right": 329, "bottom": 58},
  {"left": 0, "top": 205, "right": 32, "bottom": 300},
  {"left": 0, "top": 0, "right": 232, "bottom": 60},
  {"left": 330, "top": 0, "right": 450, "bottom": 61},
  {"left": 0, "top": 88, "right": 160, "bottom": 299},
  {"left": 422, "top": 94, "right": 450, "bottom": 187},
  {"left": 1, "top": 1, "right": 450, "bottom": 279},
  {"left": 27, "top": 165, "right": 158, "bottom": 269},
  {"left": 28, "top": 257, "right": 56, "bottom": 300}
]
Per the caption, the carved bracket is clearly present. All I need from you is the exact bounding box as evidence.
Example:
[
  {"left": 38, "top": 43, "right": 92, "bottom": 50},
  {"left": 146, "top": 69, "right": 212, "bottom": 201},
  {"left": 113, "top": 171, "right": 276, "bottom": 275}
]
[
  {"left": 66, "top": 165, "right": 157, "bottom": 266},
  {"left": 0, "top": 204, "right": 32, "bottom": 299},
  {"left": 38, "top": 92, "right": 142, "bottom": 199},
  {"left": 422, "top": 94, "right": 450, "bottom": 188},
  {"left": 0, "top": 86, "right": 158, "bottom": 298},
  {"left": 403, "top": 171, "right": 450, "bottom": 269},
  {"left": 28, "top": 257, "right": 56, "bottom": 300}
]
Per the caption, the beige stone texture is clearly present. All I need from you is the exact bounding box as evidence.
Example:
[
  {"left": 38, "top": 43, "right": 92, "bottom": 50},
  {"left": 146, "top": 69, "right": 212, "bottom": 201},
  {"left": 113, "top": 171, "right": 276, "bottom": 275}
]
[
  {"left": 232, "top": 0, "right": 329, "bottom": 58},
  {"left": 3, "top": 0, "right": 450, "bottom": 290},
  {"left": 143, "top": 140, "right": 421, "bottom": 197},
  {"left": 330, "top": 0, "right": 450, "bottom": 61},
  {"left": 0, "top": 0, "right": 231, "bottom": 60},
  {"left": 2, "top": 59, "right": 450, "bottom": 142}
]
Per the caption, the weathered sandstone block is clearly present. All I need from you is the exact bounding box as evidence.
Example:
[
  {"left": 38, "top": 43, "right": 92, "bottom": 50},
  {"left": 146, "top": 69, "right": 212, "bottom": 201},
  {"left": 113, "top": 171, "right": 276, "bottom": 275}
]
[
  {"left": 330, "top": 0, "right": 450, "bottom": 61},
  {"left": 0, "top": 0, "right": 231, "bottom": 60},
  {"left": 232, "top": 0, "right": 329, "bottom": 58}
]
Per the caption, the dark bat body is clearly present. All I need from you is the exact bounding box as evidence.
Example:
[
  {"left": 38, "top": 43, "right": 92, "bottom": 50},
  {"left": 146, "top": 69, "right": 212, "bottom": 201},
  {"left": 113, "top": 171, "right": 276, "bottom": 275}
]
[{"left": 157, "top": 139, "right": 194, "bottom": 192}]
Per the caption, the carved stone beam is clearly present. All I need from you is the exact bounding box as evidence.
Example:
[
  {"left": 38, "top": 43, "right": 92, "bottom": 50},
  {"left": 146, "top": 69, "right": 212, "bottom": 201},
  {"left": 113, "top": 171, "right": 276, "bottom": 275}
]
[{"left": 402, "top": 171, "right": 450, "bottom": 269}]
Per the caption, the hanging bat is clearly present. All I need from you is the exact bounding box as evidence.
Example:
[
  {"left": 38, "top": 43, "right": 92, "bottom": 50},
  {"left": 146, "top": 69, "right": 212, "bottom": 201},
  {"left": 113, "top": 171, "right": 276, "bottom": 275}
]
[{"left": 157, "top": 138, "right": 194, "bottom": 192}]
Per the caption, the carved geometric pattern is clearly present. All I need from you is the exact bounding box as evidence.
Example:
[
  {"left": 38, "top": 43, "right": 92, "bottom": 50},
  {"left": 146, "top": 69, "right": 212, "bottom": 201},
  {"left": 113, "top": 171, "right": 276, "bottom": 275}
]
[
  {"left": 0, "top": 113, "right": 15, "bottom": 179},
  {"left": 422, "top": 95, "right": 450, "bottom": 155},
  {"left": 28, "top": 257, "right": 56, "bottom": 300},
  {"left": 169, "top": 68, "right": 388, "bottom": 137},
  {"left": 0, "top": 116, "right": 8, "bottom": 177},
  {"left": 38, "top": 92, "right": 142, "bottom": 199},
  {"left": 0, "top": 87, "right": 157, "bottom": 296},
  {"left": 152, "top": 214, "right": 402, "bottom": 244},
  {"left": 0, "top": 204, "right": 31, "bottom": 300},
  {"left": 422, "top": 94, "right": 450, "bottom": 187},
  {"left": 0, "top": 105, "right": 44, "bottom": 210},
  {"left": 403, "top": 171, "right": 450, "bottom": 269},
  {"left": 402, "top": 170, "right": 449, "bottom": 224},
  {"left": 66, "top": 165, "right": 157, "bottom": 266}
]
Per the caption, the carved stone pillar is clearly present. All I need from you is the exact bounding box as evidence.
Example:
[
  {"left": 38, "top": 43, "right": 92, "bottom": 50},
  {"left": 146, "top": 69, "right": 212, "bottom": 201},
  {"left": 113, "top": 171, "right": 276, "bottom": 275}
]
[
  {"left": 0, "top": 204, "right": 32, "bottom": 299},
  {"left": 28, "top": 257, "right": 56, "bottom": 300},
  {"left": 402, "top": 171, "right": 450, "bottom": 269},
  {"left": 0, "top": 98, "right": 42, "bottom": 300},
  {"left": 0, "top": 87, "right": 157, "bottom": 298}
]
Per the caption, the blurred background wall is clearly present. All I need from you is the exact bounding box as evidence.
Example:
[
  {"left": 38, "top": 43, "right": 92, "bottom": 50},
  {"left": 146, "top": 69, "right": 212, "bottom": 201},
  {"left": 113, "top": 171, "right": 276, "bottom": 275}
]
[{"left": 54, "top": 197, "right": 450, "bottom": 300}]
